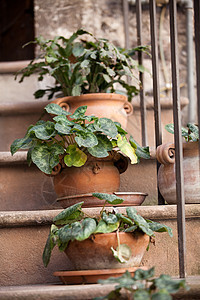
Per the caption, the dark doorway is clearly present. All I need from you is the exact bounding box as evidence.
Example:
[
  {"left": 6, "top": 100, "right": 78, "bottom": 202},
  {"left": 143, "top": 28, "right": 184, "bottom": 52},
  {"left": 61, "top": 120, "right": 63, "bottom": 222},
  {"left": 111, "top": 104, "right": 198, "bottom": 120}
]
[{"left": 0, "top": 0, "right": 34, "bottom": 61}]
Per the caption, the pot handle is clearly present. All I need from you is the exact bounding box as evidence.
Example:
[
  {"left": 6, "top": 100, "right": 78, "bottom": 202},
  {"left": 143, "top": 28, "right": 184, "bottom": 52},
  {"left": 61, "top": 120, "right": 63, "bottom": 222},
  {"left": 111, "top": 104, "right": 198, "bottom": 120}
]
[
  {"left": 156, "top": 143, "right": 175, "bottom": 165},
  {"left": 123, "top": 102, "right": 133, "bottom": 116},
  {"left": 52, "top": 97, "right": 70, "bottom": 112},
  {"left": 51, "top": 163, "right": 62, "bottom": 176}
]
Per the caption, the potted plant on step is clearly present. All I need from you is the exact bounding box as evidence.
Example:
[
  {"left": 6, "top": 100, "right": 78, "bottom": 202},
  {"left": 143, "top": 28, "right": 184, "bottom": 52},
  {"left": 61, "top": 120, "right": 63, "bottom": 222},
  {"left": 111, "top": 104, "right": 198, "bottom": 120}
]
[
  {"left": 10, "top": 103, "right": 150, "bottom": 207},
  {"left": 43, "top": 193, "right": 172, "bottom": 284},
  {"left": 15, "top": 28, "right": 149, "bottom": 128},
  {"left": 156, "top": 123, "right": 199, "bottom": 204}
]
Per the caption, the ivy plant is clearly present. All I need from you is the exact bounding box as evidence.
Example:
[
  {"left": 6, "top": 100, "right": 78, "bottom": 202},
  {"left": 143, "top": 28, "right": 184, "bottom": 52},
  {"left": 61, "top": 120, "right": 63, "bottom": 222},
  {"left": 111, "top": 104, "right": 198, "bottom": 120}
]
[
  {"left": 42, "top": 193, "right": 172, "bottom": 267},
  {"left": 165, "top": 123, "right": 199, "bottom": 142},
  {"left": 10, "top": 103, "right": 150, "bottom": 174},
  {"left": 15, "top": 28, "right": 149, "bottom": 101},
  {"left": 95, "top": 267, "right": 188, "bottom": 300}
]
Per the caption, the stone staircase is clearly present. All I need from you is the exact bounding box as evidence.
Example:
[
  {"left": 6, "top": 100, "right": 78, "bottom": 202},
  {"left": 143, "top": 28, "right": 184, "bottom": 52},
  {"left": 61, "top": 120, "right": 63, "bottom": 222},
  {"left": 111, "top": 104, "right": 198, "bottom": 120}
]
[{"left": 0, "top": 72, "right": 199, "bottom": 298}]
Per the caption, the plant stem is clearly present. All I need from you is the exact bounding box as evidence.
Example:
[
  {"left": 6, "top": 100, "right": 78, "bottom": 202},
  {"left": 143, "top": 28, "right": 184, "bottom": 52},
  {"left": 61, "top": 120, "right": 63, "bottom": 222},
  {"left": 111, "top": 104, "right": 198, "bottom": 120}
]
[{"left": 99, "top": 200, "right": 107, "bottom": 220}]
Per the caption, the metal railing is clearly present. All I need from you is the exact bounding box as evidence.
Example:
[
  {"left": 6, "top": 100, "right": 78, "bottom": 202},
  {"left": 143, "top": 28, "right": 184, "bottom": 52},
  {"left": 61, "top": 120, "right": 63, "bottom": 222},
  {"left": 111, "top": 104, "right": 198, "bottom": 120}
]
[{"left": 123, "top": 0, "right": 200, "bottom": 278}]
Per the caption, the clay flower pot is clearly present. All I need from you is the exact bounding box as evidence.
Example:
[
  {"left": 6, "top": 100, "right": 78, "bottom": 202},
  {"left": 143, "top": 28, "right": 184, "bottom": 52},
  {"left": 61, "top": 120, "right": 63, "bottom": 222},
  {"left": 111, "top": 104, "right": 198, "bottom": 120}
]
[
  {"left": 51, "top": 153, "right": 128, "bottom": 208},
  {"left": 52, "top": 93, "right": 133, "bottom": 129},
  {"left": 64, "top": 231, "right": 150, "bottom": 270},
  {"left": 156, "top": 141, "right": 200, "bottom": 204}
]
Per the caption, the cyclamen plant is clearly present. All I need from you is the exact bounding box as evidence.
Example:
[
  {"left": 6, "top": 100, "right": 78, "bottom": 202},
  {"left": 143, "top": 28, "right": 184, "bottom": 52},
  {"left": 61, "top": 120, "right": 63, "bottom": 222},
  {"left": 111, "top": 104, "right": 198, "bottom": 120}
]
[
  {"left": 16, "top": 28, "right": 149, "bottom": 101},
  {"left": 42, "top": 193, "right": 173, "bottom": 267},
  {"left": 95, "top": 266, "right": 188, "bottom": 300},
  {"left": 165, "top": 123, "right": 199, "bottom": 142},
  {"left": 10, "top": 103, "right": 150, "bottom": 175}
]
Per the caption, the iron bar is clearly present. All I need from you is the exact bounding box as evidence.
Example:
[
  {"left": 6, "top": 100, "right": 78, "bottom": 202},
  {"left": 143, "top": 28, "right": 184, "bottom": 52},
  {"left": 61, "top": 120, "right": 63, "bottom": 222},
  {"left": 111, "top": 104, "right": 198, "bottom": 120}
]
[
  {"left": 123, "top": 0, "right": 130, "bottom": 49},
  {"left": 194, "top": 0, "right": 200, "bottom": 165},
  {"left": 149, "top": 0, "right": 165, "bottom": 205},
  {"left": 186, "top": 1, "right": 195, "bottom": 123},
  {"left": 169, "top": 0, "right": 186, "bottom": 278},
  {"left": 136, "top": 0, "right": 148, "bottom": 146}
]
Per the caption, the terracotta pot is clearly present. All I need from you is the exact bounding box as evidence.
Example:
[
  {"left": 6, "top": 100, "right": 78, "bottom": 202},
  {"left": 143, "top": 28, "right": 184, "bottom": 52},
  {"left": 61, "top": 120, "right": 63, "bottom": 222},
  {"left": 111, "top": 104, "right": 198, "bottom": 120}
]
[
  {"left": 65, "top": 231, "right": 150, "bottom": 270},
  {"left": 52, "top": 154, "right": 128, "bottom": 206},
  {"left": 157, "top": 142, "right": 200, "bottom": 204},
  {"left": 52, "top": 93, "right": 133, "bottom": 129}
]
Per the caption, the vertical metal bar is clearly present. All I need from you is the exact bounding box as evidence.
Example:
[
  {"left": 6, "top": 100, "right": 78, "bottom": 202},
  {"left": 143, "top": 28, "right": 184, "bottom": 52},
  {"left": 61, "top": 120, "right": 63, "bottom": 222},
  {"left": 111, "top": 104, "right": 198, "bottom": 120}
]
[
  {"left": 169, "top": 0, "right": 186, "bottom": 278},
  {"left": 136, "top": 0, "right": 148, "bottom": 146},
  {"left": 186, "top": 1, "right": 195, "bottom": 123},
  {"left": 149, "top": 0, "right": 165, "bottom": 205},
  {"left": 123, "top": 0, "right": 130, "bottom": 49},
  {"left": 194, "top": 0, "right": 200, "bottom": 163}
]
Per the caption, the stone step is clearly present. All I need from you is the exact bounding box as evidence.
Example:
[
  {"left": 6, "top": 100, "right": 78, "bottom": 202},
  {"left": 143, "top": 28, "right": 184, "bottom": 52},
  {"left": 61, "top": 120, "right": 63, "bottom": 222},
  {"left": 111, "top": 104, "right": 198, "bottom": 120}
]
[
  {"left": 0, "top": 205, "right": 200, "bottom": 286},
  {"left": 0, "top": 276, "right": 200, "bottom": 300}
]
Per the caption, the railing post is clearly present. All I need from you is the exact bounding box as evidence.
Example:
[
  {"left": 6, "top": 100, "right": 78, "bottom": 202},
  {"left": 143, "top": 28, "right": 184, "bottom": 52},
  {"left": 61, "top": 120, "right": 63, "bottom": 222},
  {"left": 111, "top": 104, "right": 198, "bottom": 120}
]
[
  {"left": 194, "top": 0, "right": 200, "bottom": 164},
  {"left": 136, "top": 0, "right": 148, "bottom": 147},
  {"left": 169, "top": 0, "right": 186, "bottom": 278},
  {"left": 149, "top": 0, "right": 165, "bottom": 205}
]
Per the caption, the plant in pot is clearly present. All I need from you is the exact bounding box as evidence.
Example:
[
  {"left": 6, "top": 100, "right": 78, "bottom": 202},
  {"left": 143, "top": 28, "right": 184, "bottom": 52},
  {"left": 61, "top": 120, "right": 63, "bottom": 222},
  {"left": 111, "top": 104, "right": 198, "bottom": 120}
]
[
  {"left": 156, "top": 123, "right": 199, "bottom": 204},
  {"left": 95, "top": 266, "right": 188, "bottom": 299},
  {"left": 10, "top": 103, "right": 150, "bottom": 207},
  {"left": 15, "top": 28, "right": 149, "bottom": 128},
  {"left": 43, "top": 192, "right": 172, "bottom": 284}
]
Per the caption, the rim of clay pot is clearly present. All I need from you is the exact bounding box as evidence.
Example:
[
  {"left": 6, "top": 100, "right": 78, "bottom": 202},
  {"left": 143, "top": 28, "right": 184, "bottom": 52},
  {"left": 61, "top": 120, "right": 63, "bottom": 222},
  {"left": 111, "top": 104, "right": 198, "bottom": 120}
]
[
  {"left": 57, "top": 93, "right": 128, "bottom": 102},
  {"left": 56, "top": 192, "right": 148, "bottom": 208}
]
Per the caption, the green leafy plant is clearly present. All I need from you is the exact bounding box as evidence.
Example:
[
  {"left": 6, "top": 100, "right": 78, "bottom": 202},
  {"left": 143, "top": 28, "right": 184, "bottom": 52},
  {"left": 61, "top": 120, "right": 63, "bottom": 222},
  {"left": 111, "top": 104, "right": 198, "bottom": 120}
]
[
  {"left": 165, "top": 123, "right": 199, "bottom": 142},
  {"left": 10, "top": 103, "right": 150, "bottom": 174},
  {"left": 42, "top": 193, "right": 172, "bottom": 267},
  {"left": 16, "top": 28, "right": 149, "bottom": 101},
  {"left": 94, "top": 267, "right": 188, "bottom": 300}
]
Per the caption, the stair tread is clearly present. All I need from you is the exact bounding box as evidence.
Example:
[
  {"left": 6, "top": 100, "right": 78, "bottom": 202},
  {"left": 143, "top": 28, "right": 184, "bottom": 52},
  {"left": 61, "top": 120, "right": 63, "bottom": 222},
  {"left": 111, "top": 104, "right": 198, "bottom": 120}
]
[{"left": 0, "top": 276, "right": 200, "bottom": 300}]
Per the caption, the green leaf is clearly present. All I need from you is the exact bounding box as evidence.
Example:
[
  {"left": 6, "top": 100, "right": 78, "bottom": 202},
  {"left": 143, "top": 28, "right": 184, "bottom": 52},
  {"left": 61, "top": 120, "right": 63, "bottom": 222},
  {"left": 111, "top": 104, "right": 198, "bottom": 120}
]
[
  {"left": 10, "top": 136, "right": 34, "bottom": 155},
  {"left": 72, "top": 84, "right": 81, "bottom": 96},
  {"left": 116, "top": 213, "right": 134, "bottom": 226},
  {"left": 53, "top": 115, "right": 74, "bottom": 125},
  {"left": 154, "top": 274, "right": 187, "bottom": 294},
  {"left": 75, "top": 131, "right": 98, "bottom": 148},
  {"left": 133, "top": 290, "right": 150, "bottom": 300},
  {"left": 49, "top": 143, "right": 65, "bottom": 168},
  {"left": 75, "top": 218, "right": 97, "bottom": 241},
  {"left": 111, "top": 244, "right": 132, "bottom": 263},
  {"left": 146, "top": 220, "right": 173, "bottom": 237},
  {"left": 151, "top": 291, "right": 172, "bottom": 300},
  {"left": 129, "top": 137, "right": 150, "bottom": 160},
  {"left": 30, "top": 121, "right": 56, "bottom": 140},
  {"left": 64, "top": 144, "right": 87, "bottom": 167},
  {"left": 92, "top": 192, "right": 124, "bottom": 205},
  {"left": 53, "top": 202, "right": 84, "bottom": 225},
  {"left": 72, "top": 42, "right": 85, "bottom": 57},
  {"left": 55, "top": 123, "right": 71, "bottom": 134},
  {"left": 94, "top": 220, "right": 119, "bottom": 234},
  {"left": 58, "top": 218, "right": 97, "bottom": 243},
  {"left": 87, "top": 134, "right": 113, "bottom": 158},
  {"left": 94, "top": 118, "right": 118, "bottom": 138},
  {"left": 126, "top": 207, "right": 154, "bottom": 236},
  {"left": 187, "top": 123, "right": 199, "bottom": 141},
  {"left": 134, "top": 267, "right": 155, "bottom": 280},
  {"left": 45, "top": 103, "right": 71, "bottom": 116},
  {"left": 102, "top": 212, "right": 118, "bottom": 224},
  {"left": 42, "top": 224, "right": 58, "bottom": 267},
  {"left": 31, "top": 144, "right": 53, "bottom": 174},
  {"left": 117, "top": 134, "right": 138, "bottom": 164},
  {"left": 70, "top": 105, "right": 87, "bottom": 119}
]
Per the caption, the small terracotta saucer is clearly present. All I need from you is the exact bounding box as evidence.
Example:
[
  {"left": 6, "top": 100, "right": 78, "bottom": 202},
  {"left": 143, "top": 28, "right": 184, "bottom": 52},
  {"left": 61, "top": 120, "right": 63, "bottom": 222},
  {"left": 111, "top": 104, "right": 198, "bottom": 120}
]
[{"left": 53, "top": 266, "right": 148, "bottom": 285}]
